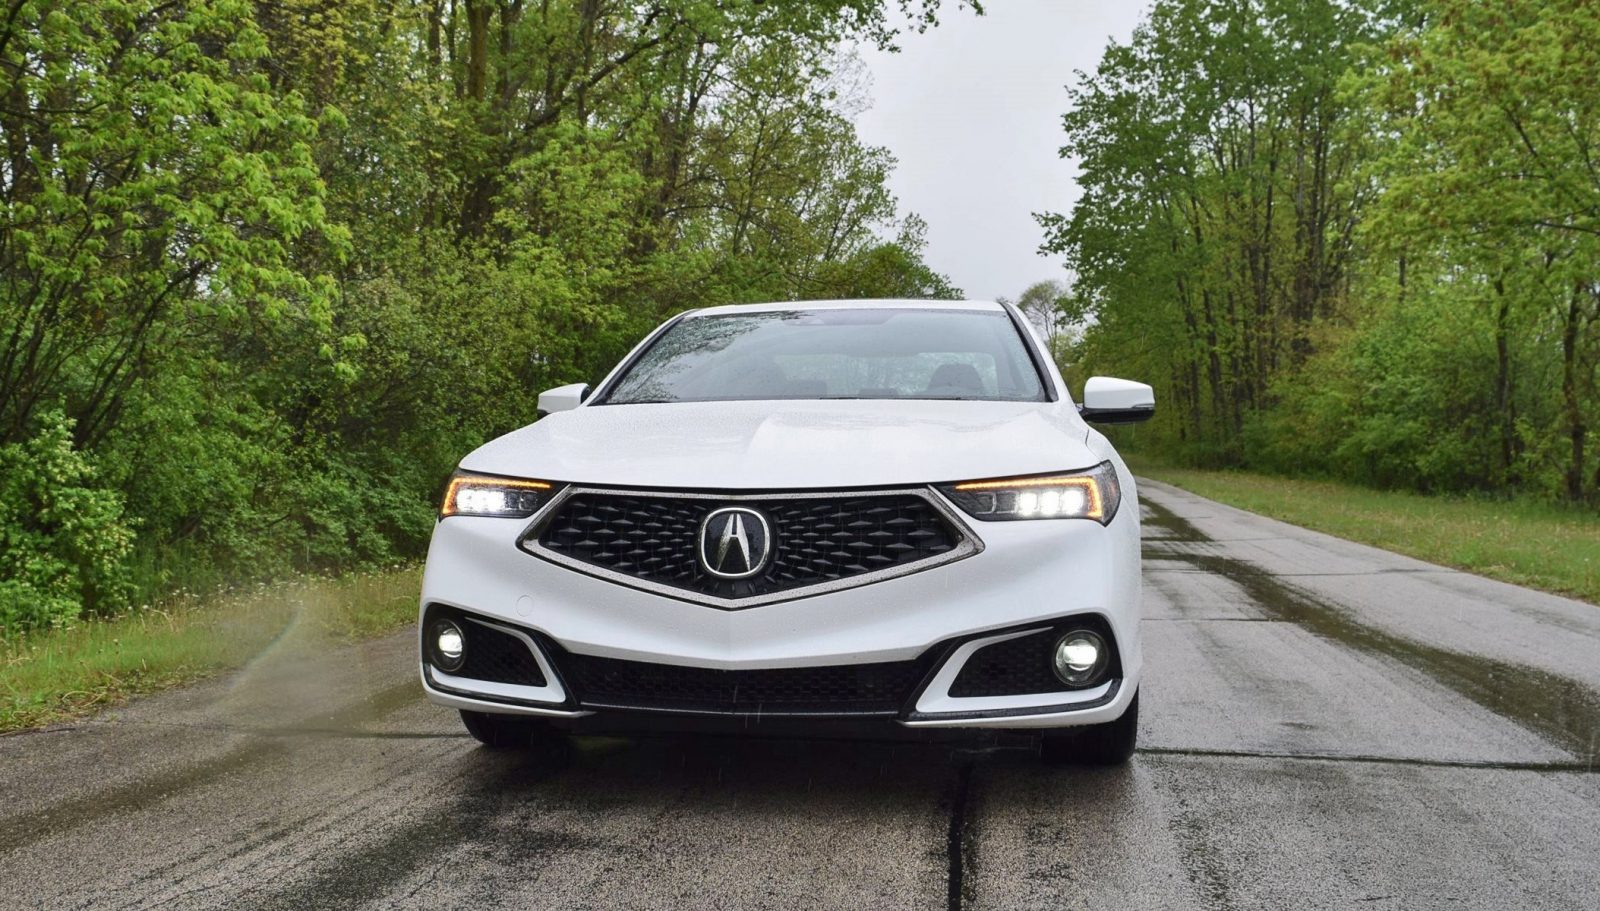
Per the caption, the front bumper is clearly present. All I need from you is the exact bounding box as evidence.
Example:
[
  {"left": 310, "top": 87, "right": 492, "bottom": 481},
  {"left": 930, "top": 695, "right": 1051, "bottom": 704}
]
[{"left": 418, "top": 488, "right": 1143, "bottom": 732}]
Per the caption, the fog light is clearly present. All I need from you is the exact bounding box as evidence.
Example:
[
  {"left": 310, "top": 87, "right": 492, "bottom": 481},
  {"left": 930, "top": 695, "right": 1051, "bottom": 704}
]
[
  {"left": 430, "top": 619, "right": 466, "bottom": 672},
  {"left": 1052, "top": 630, "right": 1108, "bottom": 686}
]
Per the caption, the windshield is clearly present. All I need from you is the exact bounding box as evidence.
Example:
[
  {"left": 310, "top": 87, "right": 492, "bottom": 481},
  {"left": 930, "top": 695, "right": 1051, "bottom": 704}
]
[{"left": 601, "top": 308, "right": 1049, "bottom": 405}]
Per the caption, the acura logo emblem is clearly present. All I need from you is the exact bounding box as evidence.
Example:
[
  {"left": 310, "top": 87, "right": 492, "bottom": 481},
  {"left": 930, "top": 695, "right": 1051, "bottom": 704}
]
[{"left": 699, "top": 507, "right": 773, "bottom": 580}]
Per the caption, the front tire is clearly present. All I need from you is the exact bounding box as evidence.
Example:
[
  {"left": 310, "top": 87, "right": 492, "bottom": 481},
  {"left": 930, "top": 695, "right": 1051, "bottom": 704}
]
[
  {"left": 1040, "top": 691, "right": 1139, "bottom": 766},
  {"left": 460, "top": 710, "right": 558, "bottom": 749}
]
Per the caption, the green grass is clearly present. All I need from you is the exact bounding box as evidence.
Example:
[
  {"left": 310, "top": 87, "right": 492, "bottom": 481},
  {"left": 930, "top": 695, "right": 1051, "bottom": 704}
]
[
  {"left": 1130, "top": 460, "right": 1600, "bottom": 606},
  {"left": 0, "top": 567, "right": 421, "bottom": 733}
]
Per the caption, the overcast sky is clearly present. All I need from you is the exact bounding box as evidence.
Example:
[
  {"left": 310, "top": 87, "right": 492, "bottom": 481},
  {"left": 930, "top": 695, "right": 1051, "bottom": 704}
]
[{"left": 854, "top": 2, "right": 1148, "bottom": 301}]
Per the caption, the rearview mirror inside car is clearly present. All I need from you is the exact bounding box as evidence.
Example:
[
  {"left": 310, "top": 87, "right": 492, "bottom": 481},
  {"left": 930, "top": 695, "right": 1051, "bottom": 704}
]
[{"left": 1080, "top": 376, "right": 1155, "bottom": 424}]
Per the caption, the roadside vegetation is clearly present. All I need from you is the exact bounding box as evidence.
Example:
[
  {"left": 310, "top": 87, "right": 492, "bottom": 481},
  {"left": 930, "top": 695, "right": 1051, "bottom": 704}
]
[
  {"left": 0, "top": 0, "right": 975, "bottom": 639},
  {"left": 0, "top": 567, "right": 420, "bottom": 732},
  {"left": 6, "top": 0, "right": 1599, "bottom": 709},
  {"left": 1136, "top": 461, "right": 1600, "bottom": 606},
  {"left": 1045, "top": 0, "right": 1600, "bottom": 514}
]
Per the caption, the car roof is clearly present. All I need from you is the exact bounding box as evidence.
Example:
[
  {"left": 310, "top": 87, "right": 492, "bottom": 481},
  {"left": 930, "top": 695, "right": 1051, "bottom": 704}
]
[{"left": 686, "top": 299, "right": 1006, "bottom": 317}]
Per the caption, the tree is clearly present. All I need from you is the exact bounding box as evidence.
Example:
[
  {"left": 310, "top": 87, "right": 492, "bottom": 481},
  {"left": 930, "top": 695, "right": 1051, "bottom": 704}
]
[
  {"left": 0, "top": 0, "right": 972, "bottom": 625},
  {"left": 1363, "top": 0, "right": 1600, "bottom": 501},
  {"left": 1039, "top": 0, "right": 1392, "bottom": 463},
  {"left": 1015, "top": 279, "right": 1075, "bottom": 362},
  {"left": 0, "top": 0, "right": 342, "bottom": 448}
]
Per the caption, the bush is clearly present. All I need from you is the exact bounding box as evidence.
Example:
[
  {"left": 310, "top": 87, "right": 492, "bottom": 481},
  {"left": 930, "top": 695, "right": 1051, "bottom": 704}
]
[
  {"left": 1245, "top": 285, "right": 1503, "bottom": 493},
  {"left": 0, "top": 414, "right": 135, "bottom": 633}
]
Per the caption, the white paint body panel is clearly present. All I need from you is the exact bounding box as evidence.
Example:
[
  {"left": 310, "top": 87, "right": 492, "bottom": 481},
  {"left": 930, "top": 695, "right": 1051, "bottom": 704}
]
[
  {"left": 461, "top": 399, "right": 1102, "bottom": 490},
  {"left": 536, "top": 382, "right": 589, "bottom": 415},
  {"left": 421, "top": 300, "right": 1145, "bottom": 732},
  {"left": 1082, "top": 375, "right": 1155, "bottom": 413}
]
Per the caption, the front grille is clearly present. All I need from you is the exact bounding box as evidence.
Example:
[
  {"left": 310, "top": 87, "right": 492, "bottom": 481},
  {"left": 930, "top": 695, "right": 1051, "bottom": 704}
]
[
  {"left": 552, "top": 647, "right": 928, "bottom": 715},
  {"left": 449, "top": 617, "right": 546, "bottom": 687},
  {"left": 531, "top": 490, "right": 962, "bottom": 602}
]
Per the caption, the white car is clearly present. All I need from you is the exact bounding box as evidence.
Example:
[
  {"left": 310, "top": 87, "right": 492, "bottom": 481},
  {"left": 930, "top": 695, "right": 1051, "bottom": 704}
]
[{"left": 418, "top": 300, "right": 1153, "bottom": 763}]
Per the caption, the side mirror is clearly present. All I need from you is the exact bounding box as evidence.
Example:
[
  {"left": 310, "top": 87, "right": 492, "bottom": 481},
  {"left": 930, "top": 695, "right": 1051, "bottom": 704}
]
[
  {"left": 1080, "top": 376, "right": 1155, "bottom": 424},
  {"left": 537, "top": 382, "right": 590, "bottom": 416}
]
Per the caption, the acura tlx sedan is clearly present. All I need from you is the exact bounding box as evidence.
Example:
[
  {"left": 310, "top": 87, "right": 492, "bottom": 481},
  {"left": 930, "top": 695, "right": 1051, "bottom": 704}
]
[{"left": 418, "top": 299, "right": 1155, "bottom": 764}]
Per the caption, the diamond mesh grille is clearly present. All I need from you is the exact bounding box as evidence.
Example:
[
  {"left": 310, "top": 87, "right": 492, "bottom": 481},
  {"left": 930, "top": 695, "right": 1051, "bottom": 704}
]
[{"left": 533, "top": 491, "right": 961, "bottom": 600}]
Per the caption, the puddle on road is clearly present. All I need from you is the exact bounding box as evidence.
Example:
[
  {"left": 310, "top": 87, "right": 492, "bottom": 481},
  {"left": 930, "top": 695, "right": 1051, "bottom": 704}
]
[{"left": 1142, "top": 498, "right": 1600, "bottom": 766}]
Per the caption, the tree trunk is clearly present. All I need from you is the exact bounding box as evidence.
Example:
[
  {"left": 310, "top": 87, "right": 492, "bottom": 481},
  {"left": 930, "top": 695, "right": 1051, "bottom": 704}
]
[
  {"left": 1561, "top": 282, "right": 1585, "bottom": 502},
  {"left": 456, "top": 0, "right": 496, "bottom": 238},
  {"left": 466, "top": 0, "right": 489, "bottom": 101},
  {"left": 427, "top": 0, "right": 443, "bottom": 77},
  {"left": 1492, "top": 276, "right": 1514, "bottom": 483}
]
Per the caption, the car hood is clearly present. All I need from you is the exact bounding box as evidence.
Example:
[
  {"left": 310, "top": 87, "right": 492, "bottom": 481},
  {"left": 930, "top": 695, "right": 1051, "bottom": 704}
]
[{"left": 460, "top": 399, "right": 1096, "bottom": 489}]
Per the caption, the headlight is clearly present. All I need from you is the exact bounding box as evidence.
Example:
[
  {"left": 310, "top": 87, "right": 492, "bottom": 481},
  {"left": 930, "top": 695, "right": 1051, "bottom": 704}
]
[
  {"left": 937, "top": 461, "right": 1121, "bottom": 524},
  {"left": 440, "top": 471, "right": 554, "bottom": 519}
]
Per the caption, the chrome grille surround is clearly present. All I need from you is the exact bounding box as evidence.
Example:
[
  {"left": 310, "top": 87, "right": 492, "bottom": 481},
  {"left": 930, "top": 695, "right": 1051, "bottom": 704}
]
[{"left": 519, "top": 486, "right": 982, "bottom": 610}]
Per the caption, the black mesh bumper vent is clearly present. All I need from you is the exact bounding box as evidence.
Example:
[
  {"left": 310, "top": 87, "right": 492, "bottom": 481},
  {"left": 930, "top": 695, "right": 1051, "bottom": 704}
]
[
  {"left": 947, "top": 620, "right": 1121, "bottom": 698},
  {"left": 551, "top": 647, "right": 928, "bottom": 716},
  {"left": 530, "top": 491, "right": 962, "bottom": 601},
  {"left": 459, "top": 620, "right": 547, "bottom": 687},
  {"left": 947, "top": 630, "right": 1068, "bottom": 698},
  {"left": 423, "top": 605, "right": 547, "bottom": 688}
]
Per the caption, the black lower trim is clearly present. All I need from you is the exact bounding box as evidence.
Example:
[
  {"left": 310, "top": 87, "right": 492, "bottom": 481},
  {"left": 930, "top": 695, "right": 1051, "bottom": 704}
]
[
  {"left": 420, "top": 605, "right": 1127, "bottom": 724},
  {"left": 547, "top": 710, "right": 1039, "bottom": 746},
  {"left": 545, "top": 637, "right": 932, "bottom": 717},
  {"left": 573, "top": 699, "right": 899, "bottom": 719}
]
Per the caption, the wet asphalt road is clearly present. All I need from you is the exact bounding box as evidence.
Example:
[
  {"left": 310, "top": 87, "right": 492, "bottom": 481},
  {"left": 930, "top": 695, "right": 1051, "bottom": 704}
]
[{"left": 3, "top": 479, "right": 1599, "bottom": 911}]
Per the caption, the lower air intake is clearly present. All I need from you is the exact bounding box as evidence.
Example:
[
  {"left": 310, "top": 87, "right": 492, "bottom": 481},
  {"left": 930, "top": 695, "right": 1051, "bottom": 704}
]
[
  {"left": 947, "top": 620, "right": 1120, "bottom": 697},
  {"left": 552, "top": 647, "right": 927, "bottom": 716},
  {"left": 459, "top": 621, "right": 546, "bottom": 687}
]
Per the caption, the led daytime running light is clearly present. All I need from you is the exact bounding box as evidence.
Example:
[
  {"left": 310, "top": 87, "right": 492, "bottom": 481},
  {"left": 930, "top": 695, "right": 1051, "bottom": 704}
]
[
  {"left": 951, "top": 476, "right": 1104, "bottom": 520},
  {"left": 937, "top": 462, "right": 1121, "bottom": 524},
  {"left": 440, "top": 473, "right": 552, "bottom": 518}
]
